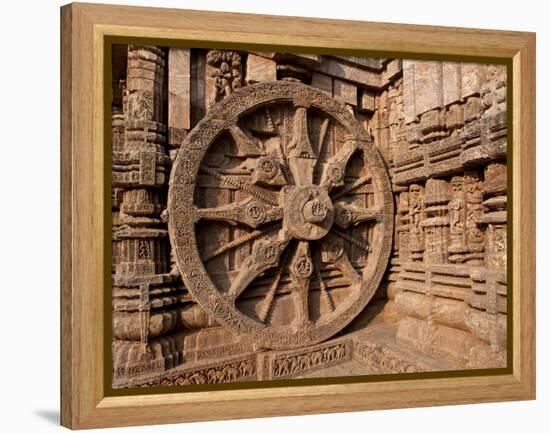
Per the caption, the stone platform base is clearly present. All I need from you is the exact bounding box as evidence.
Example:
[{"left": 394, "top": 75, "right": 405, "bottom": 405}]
[{"left": 121, "top": 301, "right": 465, "bottom": 388}]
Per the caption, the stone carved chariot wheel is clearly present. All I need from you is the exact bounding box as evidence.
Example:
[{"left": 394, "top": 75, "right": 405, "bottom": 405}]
[{"left": 168, "top": 82, "right": 393, "bottom": 349}]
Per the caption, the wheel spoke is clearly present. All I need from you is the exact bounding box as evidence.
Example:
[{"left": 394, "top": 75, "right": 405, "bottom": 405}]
[
  {"left": 203, "top": 228, "right": 267, "bottom": 262},
  {"left": 315, "top": 264, "right": 335, "bottom": 313},
  {"left": 200, "top": 166, "right": 279, "bottom": 206},
  {"left": 318, "top": 118, "right": 330, "bottom": 157},
  {"left": 194, "top": 197, "right": 283, "bottom": 229},
  {"left": 258, "top": 250, "right": 289, "bottom": 323},
  {"left": 320, "top": 235, "right": 361, "bottom": 285},
  {"left": 289, "top": 241, "right": 314, "bottom": 326},
  {"left": 226, "top": 228, "right": 290, "bottom": 303},
  {"left": 320, "top": 136, "right": 364, "bottom": 190},
  {"left": 227, "top": 122, "right": 265, "bottom": 157},
  {"left": 332, "top": 228, "right": 369, "bottom": 252},
  {"left": 287, "top": 105, "right": 317, "bottom": 186},
  {"left": 333, "top": 202, "right": 382, "bottom": 229},
  {"left": 330, "top": 174, "right": 372, "bottom": 200}
]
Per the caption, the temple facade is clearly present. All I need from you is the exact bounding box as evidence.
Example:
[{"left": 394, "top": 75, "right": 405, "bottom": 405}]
[{"left": 110, "top": 46, "right": 507, "bottom": 388}]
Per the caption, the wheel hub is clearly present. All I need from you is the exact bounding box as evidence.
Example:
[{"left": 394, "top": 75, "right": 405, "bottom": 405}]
[{"left": 281, "top": 185, "right": 334, "bottom": 240}]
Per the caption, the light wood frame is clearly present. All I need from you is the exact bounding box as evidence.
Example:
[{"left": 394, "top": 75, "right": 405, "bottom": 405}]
[{"left": 60, "top": 2, "right": 536, "bottom": 429}]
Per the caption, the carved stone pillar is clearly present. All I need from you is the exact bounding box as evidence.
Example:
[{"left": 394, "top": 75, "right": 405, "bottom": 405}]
[
  {"left": 407, "top": 184, "right": 424, "bottom": 261},
  {"left": 464, "top": 171, "right": 485, "bottom": 265},
  {"left": 448, "top": 175, "right": 467, "bottom": 262},
  {"left": 111, "top": 45, "right": 184, "bottom": 387},
  {"left": 115, "top": 45, "right": 170, "bottom": 282},
  {"left": 481, "top": 162, "right": 507, "bottom": 269},
  {"left": 446, "top": 171, "right": 484, "bottom": 264},
  {"left": 111, "top": 104, "right": 125, "bottom": 274},
  {"left": 112, "top": 106, "right": 125, "bottom": 152},
  {"left": 421, "top": 179, "right": 451, "bottom": 264},
  {"left": 396, "top": 191, "right": 410, "bottom": 261},
  {"left": 465, "top": 161, "right": 507, "bottom": 367},
  {"left": 373, "top": 88, "right": 391, "bottom": 162}
]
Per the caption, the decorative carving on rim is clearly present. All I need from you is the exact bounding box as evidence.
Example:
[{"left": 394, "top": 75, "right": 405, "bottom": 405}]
[{"left": 168, "top": 82, "right": 393, "bottom": 349}]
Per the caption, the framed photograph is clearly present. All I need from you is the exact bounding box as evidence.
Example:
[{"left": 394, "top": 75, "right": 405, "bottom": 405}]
[{"left": 60, "top": 2, "right": 536, "bottom": 429}]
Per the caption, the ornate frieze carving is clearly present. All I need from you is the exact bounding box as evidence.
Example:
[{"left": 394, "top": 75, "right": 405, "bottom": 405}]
[
  {"left": 269, "top": 341, "right": 350, "bottom": 379},
  {"left": 159, "top": 356, "right": 257, "bottom": 386}
]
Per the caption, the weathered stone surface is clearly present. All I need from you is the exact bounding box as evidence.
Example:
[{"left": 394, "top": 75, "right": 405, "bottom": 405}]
[
  {"left": 313, "top": 56, "right": 381, "bottom": 87},
  {"left": 311, "top": 72, "right": 332, "bottom": 96},
  {"left": 110, "top": 48, "right": 508, "bottom": 389},
  {"left": 333, "top": 55, "right": 384, "bottom": 71},
  {"left": 246, "top": 53, "right": 277, "bottom": 84},
  {"left": 442, "top": 62, "right": 461, "bottom": 107},
  {"left": 168, "top": 47, "right": 191, "bottom": 144},
  {"left": 381, "top": 59, "right": 403, "bottom": 86},
  {"left": 403, "top": 61, "right": 417, "bottom": 123},
  {"left": 395, "top": 291, "right": 470, "bottom": 332},
  {"left": 359, "top": 89, "right": 375, "bottom": 113},
  {"left": 333, "top": 79, "right": 357, "bottom": 106},
  {"left": 396, "top": 317, "right": 504, "bottom": 367},
  {"left": 410, "top": 61, "right": 443, "bottom": 117},
  {"left": 461, "top": 63, "right": 481, "bottom": 98},
  {"left": 251, "top": 51, "right": 321, "bottom": 68}
]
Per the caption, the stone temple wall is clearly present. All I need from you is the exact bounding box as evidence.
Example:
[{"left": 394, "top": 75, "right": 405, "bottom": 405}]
[
  {"left": 110, "top": 46, "right": 507, "bottom": 388},
  {"left": 382, "top": 61, "right": 507, "bottom": 369}
]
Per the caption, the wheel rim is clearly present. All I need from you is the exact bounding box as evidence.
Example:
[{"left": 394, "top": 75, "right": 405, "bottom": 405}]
[{"left": 168, "top": 81, "right": 393, "bottom": 349}]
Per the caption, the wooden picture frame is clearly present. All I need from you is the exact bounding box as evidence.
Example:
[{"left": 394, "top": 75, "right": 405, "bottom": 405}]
[{"left": 60, "top": 2, "right": 536, "bottom": 429}]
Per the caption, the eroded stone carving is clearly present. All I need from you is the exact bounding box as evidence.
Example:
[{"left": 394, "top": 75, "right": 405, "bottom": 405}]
[
  {"left": 270, "top": 341, "right": 349, "bottom": 378},
  {"left": 159, "top": 356, "right": 257, "bottom": 386},
  {"left": 206, "top": 50, "right": 243, "bottom": 102}
]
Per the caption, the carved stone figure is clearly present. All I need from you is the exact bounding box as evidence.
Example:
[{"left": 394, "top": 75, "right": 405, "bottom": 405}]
[{"left": 206, "top": 50, "right": 243, "bottom": 101}]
